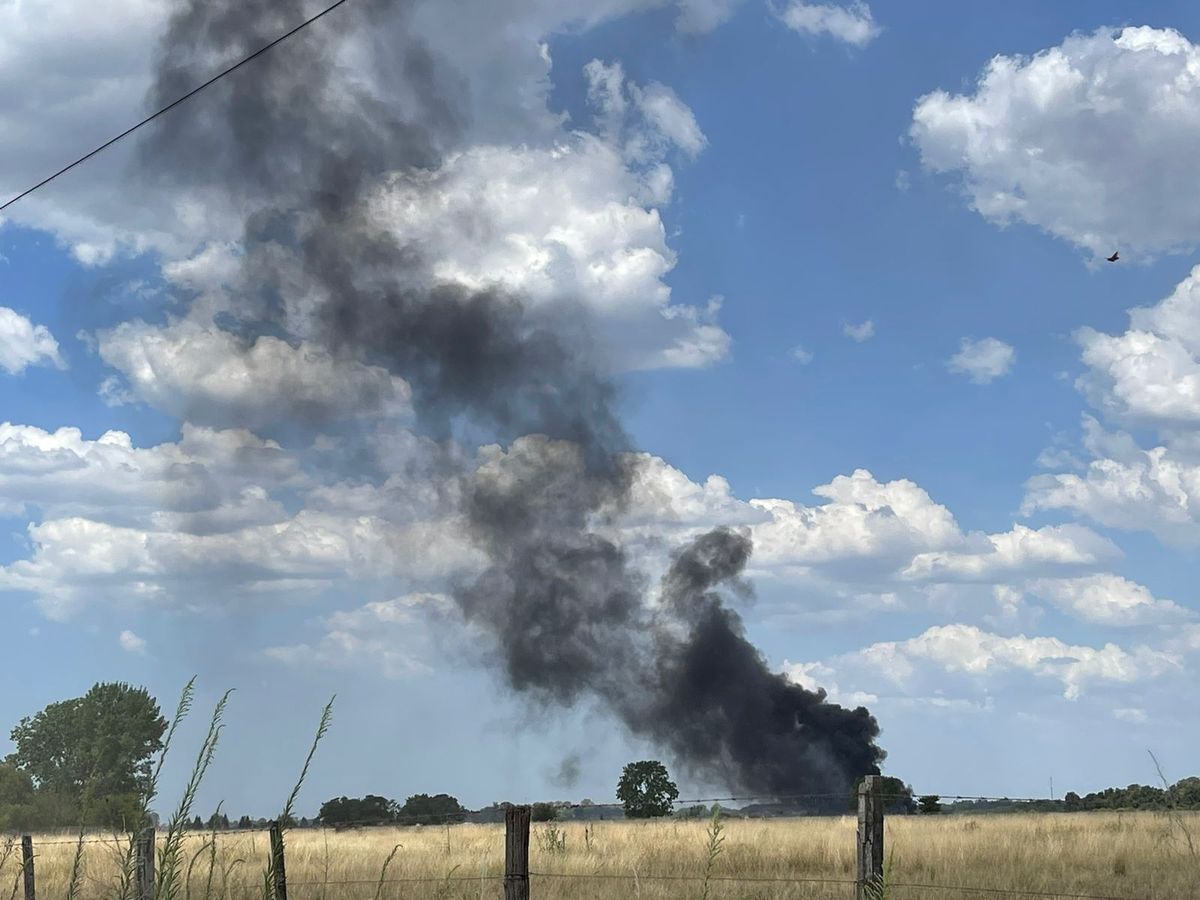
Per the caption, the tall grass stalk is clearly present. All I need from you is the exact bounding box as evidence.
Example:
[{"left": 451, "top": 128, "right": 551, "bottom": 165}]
[
  {"left": 433, "top": 863, "right": 461, "bottom": 900},
  {"left": 261, "top": 696, "right": 335, "bottom": 900},
  {"left": 151, "top": 679, "right": 198, "bottom": 812},
  {"left": 699, "top": 805, "right": 725, "bottom": 900},
  {"left": 220, "top": 858, "right": 244, "bottom": 900},
  {"left": 0, "top": 839, "right": 15, "bottom": 900},
  {"left": 184, "top": 840, "right": 210, "bottom": 900},
  {"left": 116, "top": 678, "right": 198, "bottom": 900},
  {"left": 280, "top": 697, "right": 335, "bottom": 826},
  {"left": 1, "top": 838, "right": 18, "bottom": 900},
  {"left": 319, "top": 830, "right": 331, "bottom": 900},
  {"left": 864, "top": 846, "right": 896, "bottom": 900},
  {"left": 371, "top": 844, "right": 402, "bottom": 900},
  {"left": 65, "top": 829, "right": 87, "bottom": 900},
  {"left": 156, "top": 690, "right": 233, "bottom": 900},
  {"left": 202, "top": 805, "right": 223, "bottom": 900},
  {"left": 1149, "top": 750, "right": 1198, "bottom": 861}
]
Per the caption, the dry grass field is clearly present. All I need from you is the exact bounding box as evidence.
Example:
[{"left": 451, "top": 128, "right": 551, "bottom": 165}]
[{"left": 6, "top": 812, "right": 1199, "bottom": 900}]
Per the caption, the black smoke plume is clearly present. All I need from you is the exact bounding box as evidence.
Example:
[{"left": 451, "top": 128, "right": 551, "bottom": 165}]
[{"left": 145, "top": 0, "right": 884, "bottom": 796}]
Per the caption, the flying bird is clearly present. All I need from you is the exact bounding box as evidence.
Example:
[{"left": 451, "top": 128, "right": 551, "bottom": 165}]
[{"left": 1107, "top": 251, "right": 1120, "bottom": 262}]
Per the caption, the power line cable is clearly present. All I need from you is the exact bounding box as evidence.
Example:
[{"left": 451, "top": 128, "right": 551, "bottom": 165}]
[{"left": 0, "top": 0, "right": 353, "bottom": 213}]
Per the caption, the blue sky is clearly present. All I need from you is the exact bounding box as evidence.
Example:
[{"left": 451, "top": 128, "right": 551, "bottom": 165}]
[{"left": 2, "top": 0, "right": 1200, "bottom": 817}]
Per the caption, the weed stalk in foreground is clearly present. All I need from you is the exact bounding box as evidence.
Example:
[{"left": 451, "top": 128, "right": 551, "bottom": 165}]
[
  {"left": 372, "top": 844, "right": 402, "bottom": 900},
  {"left": 115, "top": 679, "right": 198, "bottom": 900},
  {"left": 864, "top": 845, "right": 897, "bottom": 900},
  {"left": 65, "top": 828, "right": 87, "bottom": 900},
  {"left": 261, "top": 696, "right": 335, "bottom": 900},
  {"left": 700, "top": 805, "right": 725, "bottom": 900},
  {"left": 1149, "top": 750, "right": 1198, "bottom": 860},
  {"left": 157, "top": 690, "right": 233, "bottom": 900}
]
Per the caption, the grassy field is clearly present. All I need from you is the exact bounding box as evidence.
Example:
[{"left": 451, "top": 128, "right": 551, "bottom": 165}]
[{"left": 6, "top": 812, "right": 1198, "bottom": 900}]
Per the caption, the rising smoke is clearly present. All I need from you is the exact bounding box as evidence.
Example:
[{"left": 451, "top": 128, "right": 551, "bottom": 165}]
[{"left": 143, "top": 0, "right": 884, "bottom": 796}]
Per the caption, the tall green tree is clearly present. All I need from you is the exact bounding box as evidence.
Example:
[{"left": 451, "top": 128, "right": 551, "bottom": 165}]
[
  {"left": 8, "top": 682, "right": 167, "bottom": 815},
  {"left": 397, "top": 793, "right": 465, "bottom": 823},
  {"left": 1170, "top": 777, "right": 1200, "bottom": 808},
  {"left": 531, "top": 802, "right": 558, "bottom": 822},
  {"left": 616, "top": 760, "right": 679, "bottom": 819},
  {"left": 0, "top": 761, "right": 35, "bottom": 830},
  {"left": 318, "top": 795, "right": 396, "bottom": 826}
]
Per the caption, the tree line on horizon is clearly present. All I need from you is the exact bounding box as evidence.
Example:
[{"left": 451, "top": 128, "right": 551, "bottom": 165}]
[{"left": 3, "top": 683, "right": 1199, "bottom": 831}]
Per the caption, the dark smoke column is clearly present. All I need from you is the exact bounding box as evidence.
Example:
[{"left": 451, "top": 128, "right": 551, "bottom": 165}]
[
  {"left": 640, "top": 528, "right": 884, "bottom": 797},
  {"left": 143, "top": 0, "right": 884, "bottom": 800}
]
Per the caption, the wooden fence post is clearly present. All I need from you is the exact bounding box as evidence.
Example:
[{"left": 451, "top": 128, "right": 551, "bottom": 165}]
[
  {"left": 20, "top": 835, "right": 34, "bottom": 900},
  {"left": 504, "top": 805, "right": 531, "bottom": 900},
  {"left": 857, "top": 774, "right": 884, "bottom": 900},
  {"left": 269, "top": 821, "right": 288, "bottom": 900},
  {"left": 135, "top": 828, "right": 155, "bottom": 900}
]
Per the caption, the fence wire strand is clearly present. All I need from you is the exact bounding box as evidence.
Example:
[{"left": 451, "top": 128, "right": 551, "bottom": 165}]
[
  {"left": 886, "top": 882, "right": 1145, "bottom": 900},
  {"left": 288, "top": 874, "right": 502, "bottom": 886},
  {"left": 531, "top": 870, "right": 859, "bottom": 885},
  {"left": 532, "top": 871, "right": 1145, "bottom": 900}
]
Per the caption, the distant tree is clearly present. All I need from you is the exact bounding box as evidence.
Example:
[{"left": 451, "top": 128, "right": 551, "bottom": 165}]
[
  {"left": 93, "top": 793, "right": 144, "bottom": 830},
  {"left": 0, "top": 762, "right": 36, "bottom": 830},
  {"left": 1171, "top": 777, "right": 1200, "bottom": 809},
  {"left": 319, "top": 795, "right": 396, "bottom": 826},
  {"left": 1069, "top": 784, "right": 1167, "bottom": 811},
  {"left": 531, "top": 802, "right": 557, "bottom": 822},
  {"left": 579, "top": 799, "right": 594, "bottom": 807},
  {"left": 237, "top": 815, "right": 253, "bottom": 829},
  {"left": 398, "top": 793, "right": 466, "bottom": 824},
  {"left": 0, "top": 762, "right": 35, "bottom": 808},
  {"left": 918, "top": 795, "right": 942, "bottom": 815},
  {"left": 0, "top": 764, "right": 80, "bottom": 832},
  {"left": 677, "top": 804, "right": 709, "bottom": 819},
  {"left": 1063, "top": 792, "right": 1082, "bottom": 812},
  {"left": 190, "top": 815, "right": 204, "bottom": 830},
  {"left": 616, "top": 760, "right": 679, "bottom": 819},
  {"left": 850, "top": 776, "right": 916, "bottom": 814},
  {"left": 8, "top": 682, "right": 166, "bottom": 825}
]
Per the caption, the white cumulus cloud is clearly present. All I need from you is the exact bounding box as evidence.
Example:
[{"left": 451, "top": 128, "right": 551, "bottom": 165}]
[
  {"left": 1025, "top": 432, "right": 1200, "bottom": 545},
  {"left": 370, "top": 133, "right": 728, "bottom": 371},
  {"left": 792, "top": 624, "right": 1178, "bottom": 703},
  {"left": 1028, "top": 574, "right": 1191, "bottom": 626},
  {"left": 902, "top": 524, "right": 1120, "bottom": 582},
  {"left": 0, "top": 308, "right": 65, "bottom": 374},
  {"left": 948, "top": 337, "right": 1015, "bottom": 384},
  {"left": 912, "top": 26, "right": 1200, "bottom": 260},
  {"left": 843, "top": 319, "right": 875, "bottom": 342},
  {"left": 1076, "top": 265, "right": 1200, "bottom": 429},
  {"left": 97, "top": 318, "right": 413, "bottom": 428},
  {"left": 775, "top": 1, "right": 880, "bottom": 46},
  {"left": 119, "top": 629, "right": 147, "bottom": 655},
  {"left": 265, "top": 593, "right": 450, "bottom": 678}
]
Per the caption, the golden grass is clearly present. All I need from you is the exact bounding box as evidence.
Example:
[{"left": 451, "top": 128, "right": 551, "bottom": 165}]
[{"left": 6, "top": 812, "right": 1197, "bottom": 900}]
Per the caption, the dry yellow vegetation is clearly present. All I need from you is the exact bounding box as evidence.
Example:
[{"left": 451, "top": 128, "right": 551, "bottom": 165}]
[{"left": 7, "top": 812, "right": 1198, "bottom": 900}]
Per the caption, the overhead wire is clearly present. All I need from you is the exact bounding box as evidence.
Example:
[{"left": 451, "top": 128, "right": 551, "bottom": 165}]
[{"left": 0, "top": 0, "right": 354, "bottom": 212}]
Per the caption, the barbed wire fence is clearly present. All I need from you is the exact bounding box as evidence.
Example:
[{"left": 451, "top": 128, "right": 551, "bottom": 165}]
[{"left": 7, "top": 780, "right": 1171, "bottom": 900}]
